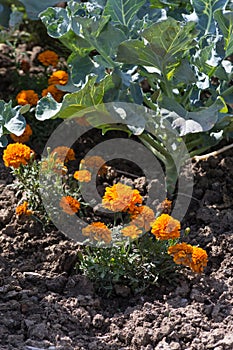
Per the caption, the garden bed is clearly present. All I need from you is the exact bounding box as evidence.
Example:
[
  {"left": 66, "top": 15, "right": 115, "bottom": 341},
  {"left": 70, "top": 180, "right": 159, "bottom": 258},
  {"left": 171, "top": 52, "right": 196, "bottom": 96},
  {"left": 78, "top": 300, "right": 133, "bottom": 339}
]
[{"left": 0, "top": 145, "right": 233, "bottom": 350}]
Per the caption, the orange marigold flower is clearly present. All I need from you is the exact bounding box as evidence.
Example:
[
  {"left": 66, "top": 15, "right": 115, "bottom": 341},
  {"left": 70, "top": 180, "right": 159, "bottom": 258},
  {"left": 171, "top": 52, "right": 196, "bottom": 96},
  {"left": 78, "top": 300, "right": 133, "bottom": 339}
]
[
  {"left": 157, "top": 198, "right": 172, "bottom": 215},
  {"left": 102, "top": 183, "right": 142, "bottom": 212},
  {"left": 38, "top": 50, "right": 59, "bottom": 67},
  {"left": 3, "top": 143, "right": 34, "bottom": 168},
  {"left": 59, "top": 196, "right": 80, "bottom": 215},
  {"left": 190, "top": 246, "right": 208, "bottom": 273},
  {"left": 16, "top": 90, "right": 39, "bottom": 106},
  {"left": 130, "top": 205, "right": 155, "bottom": 232},
  {"left": 10, "top": 124, "right": 32, "bottom": 143},
  {"left": 81, "top": 156, "right": 105, "bottom": 169},
  {"left": 168, "top": 242, "right": 193, "bottom": 266},
  {"left": 42, "top": 85, "right": 65, "bottom": 103},
  {"left": 121, "top": 225, "right": 143, "bottom": 239},
  {"left": 168, "top": 243, "right": 208, "bottom": 273},
  {"left": 151, "top": 213, "right": 180, "bottom": 240},
  {"left": 51, "top": 146, "right": 75, "bottom": 163},
  {"left": 48, "top": 70, "right": 69, "bottom": 86},
  {"left": 16, "top": 201, "right": 32, "bottom": 216},
  {"left": 74, "top": 170, "right": 91, "bottom": 182},
  {"left": 82, "top": 222, "right": 112, "bottom": 244}
]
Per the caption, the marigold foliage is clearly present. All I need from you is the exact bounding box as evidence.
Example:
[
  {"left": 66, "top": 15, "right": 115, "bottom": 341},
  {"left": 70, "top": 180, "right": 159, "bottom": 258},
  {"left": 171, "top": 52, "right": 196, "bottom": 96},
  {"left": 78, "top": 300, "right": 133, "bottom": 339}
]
[
  {"left": 51, "top": 146, "right": 75, "bottom": 163},
  {"left": 121, "top": 224, "right": 143, "bottom": 239},
  {"left": 10, "top": 124, "right": 32, "bottom": 143},
  {"left": 41, "top": 157, "right": 67, "bottom": 175},
  {"left": 74, "top": 169, "right": 92, "bottom": 182},
  {"left": 42, "top": 85, "right": 65, "bottom": 102},
  {"left": 48, "top": 70, "right": 69, "bottom": 86},
  {"left": 38, "top": 50, "right": 59, "bottom": 67},
  {"left": 82, "top": 222, "right": 112, "bottom": 244},
  {"left": 168, "top": 242, "right": 208, "bottom": 273},
  {"left": 151, "top": 213, "right": 180, "bottom": 240},
  {"left": 16, "top": 90, "right": 39, "bottom": 106},
  {"left": 59, "top": 196, "right": 80, "bottom": 215},
  {"left": 130, "top": 205, "right": 155, "bottom": 231},
  {"left": 3, "top": 143, "right": 34, "bottom": 168},
  {"left": 102, "top": 182, "right": 142, "bottom": 212},
  {"left": 16, "top": 201, "right": 32, "bottom": 216}
]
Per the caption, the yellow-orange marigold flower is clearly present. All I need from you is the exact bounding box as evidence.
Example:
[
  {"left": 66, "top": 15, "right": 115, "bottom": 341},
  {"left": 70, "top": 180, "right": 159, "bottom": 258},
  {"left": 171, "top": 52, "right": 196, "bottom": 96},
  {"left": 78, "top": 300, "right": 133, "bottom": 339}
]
[
  {"left": 59, "top": 196, "right": 80, "bottom": 215},
  {"left": 168, "top": 243, "right": 208, "bottom": 273},
  {"left": 16, "top": 201, "right": 32, "bottom": 216},
  {"left": 51, "top": 146, "right": 75, "bottom": 163},
  {"left": 74, "top": 170, "right": 91, "bottom": 182},
  {"left": 82, "top": 222, "right": 112, "bottom": 244},
  {"left": 42, "top": 85, "right": 65, "bottom": 103},
  {"left": 81, "top": 156, "right": 105, "bottom": 169},
  {"left": 151, "top": 213, "right": 180, "bottom": 240},
  {"left": 168, "top": 242, "right": 193, "bottom": 266},
  {"left": 10, "top": 124, "right": 32, "bottom": 143},
  {"left": 121, "top": 225, "right": 143, "bottom": 239},
  {"left": 38, "top": 50, "right": 59, "bottom": 67},
  {"left": 48, "top": 70, "right": 69, "bottom": 86},
  {"left": 3, "top": 143, "right": 34, "bottom": 168},
  {"left": 102, "top": 183, "right": 142, "bottom": 212},
  {"left": 16, "top": 90, "right": 39, "bottom": 106},
  {"left": 130, "top": 205, "right": 155, "bottom": 232},
  {"left": 190, "top": 246, "right": 208, "bottom": 273}
]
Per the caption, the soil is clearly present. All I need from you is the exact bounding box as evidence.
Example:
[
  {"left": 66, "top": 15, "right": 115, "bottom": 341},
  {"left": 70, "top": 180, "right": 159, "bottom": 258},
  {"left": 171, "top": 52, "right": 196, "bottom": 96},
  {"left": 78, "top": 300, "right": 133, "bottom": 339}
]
[{"left": 0, "top": 33, "right": 233, "bottom": 350}]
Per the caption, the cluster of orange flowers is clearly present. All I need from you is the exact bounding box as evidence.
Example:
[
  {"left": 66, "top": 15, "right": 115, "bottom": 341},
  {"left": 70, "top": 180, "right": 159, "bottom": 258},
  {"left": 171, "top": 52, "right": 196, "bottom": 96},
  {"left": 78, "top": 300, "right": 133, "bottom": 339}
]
[
  {"left": 168, "top": 242, "right": 208, "bottom": 273},
  {"left": 10, "top": 124, "right": 33, "bottom": 144},
  {"left": 59, "top": 196, "right": 80, "bottom": 215},
  {"left": 74, "top": 169, "right": 92, "bottom": 182},
  {"left": 51, "top": 146, "right": 75, "bottom": 163},
  {"left": 151, "top": 213, "right": 181, "bottom": 240},
  {"left": 3, "top": 143, "right": 34, "bottom": 168},
  {"left": 79, "top": 155, "right": 107, "bottom": 177},
  {"left": 82, "top": 222, "right": 112, "bottom": 244},
  {"left": 16, "top": 201, "right": 32, "bottom": 216},
  {"left": 38, "top": 50, "right": 59, "bottom": 67}
]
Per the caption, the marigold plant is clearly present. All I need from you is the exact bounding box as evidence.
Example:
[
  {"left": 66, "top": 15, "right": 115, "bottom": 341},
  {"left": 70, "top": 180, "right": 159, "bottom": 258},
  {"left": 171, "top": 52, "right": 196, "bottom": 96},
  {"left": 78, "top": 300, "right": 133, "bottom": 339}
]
[
  {"left": 16, "top": 90, "right": 39, "bottom": 106},
  {"left": 130, "top": 205, "right": 155, "bottom": 232},
  {"left": 10, "top": 124, "right": 32, "bottom": 143},
  {"left": 59, "top": 196, "right": 80, "bottom": 215},
  {"left": 121, "top": 225, "right": 143, "bottom": 239},
  {"left": 168, "top": 242, "right": 208, "bottom": 273},
  {"left": 48, "top": 70, "right": 69, "bottom": 86},
  {"left": 37, "top": 50, "right": 59, "bottom": 67},
  {"left": 151, "top": 213, "right": 180, "bottom": 240},
  {"left": 102, "top": 182, "right": 142, "bottom": 212},
  {"left": 74, "top": 169, "right": 92, "bottom": 182},
  {"left": 16, "top": 201, "right": 32, "bottom": 216},
  {"left": 3, "top": 143, "right": 34, "bottom": 168},
  {"left": 42, "top": 85, "right": 65, "bottom": 102},
  {"left": 51, "top": 146, "right": 75, "bottom": 163},
  {"left": 82, "top": 222, "right": 112, "bottom": 244}
]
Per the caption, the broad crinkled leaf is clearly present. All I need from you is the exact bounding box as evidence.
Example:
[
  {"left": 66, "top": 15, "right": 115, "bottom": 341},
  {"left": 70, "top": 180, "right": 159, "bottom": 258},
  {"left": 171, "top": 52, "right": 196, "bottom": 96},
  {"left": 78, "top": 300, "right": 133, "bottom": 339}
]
[
  {"left": 215, "top": 10, "right": 233, "bottom": 57},
  {"left": 103, "top": 0, "right": 146, "bottom": 27},
  {"left": 35, "top": 94, "right": 62, "bottom": 121},
  {"left": 191, "top": 0, "right": 229, "bottom": 36},
  {"left": 40, "top": 7, "right": 70, "bottom": 38}
]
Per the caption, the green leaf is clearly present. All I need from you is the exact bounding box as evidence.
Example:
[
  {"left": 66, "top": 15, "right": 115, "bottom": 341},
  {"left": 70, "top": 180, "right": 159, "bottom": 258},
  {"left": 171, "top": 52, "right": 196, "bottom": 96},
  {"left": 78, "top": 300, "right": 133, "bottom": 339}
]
[
  {"left": 35, "top": 94, "right": 62, "bottom": 121},
  {"left": 103, "top": 0, "right": 146, "bottom": 27},
  {"left": 20, "top": 0, "right": 60, "bottom": 20},
  {"left": 215, "top": 9, "right": 233, "bottom": 57},
  {"left": 57, "top": 75, "right": 115, "bottom": 119},
  {"left": 0, "top": 101, "right": 26, "bottom": 142},
  {"left": 39, "top": 7, "right": 70, "bottom": 38},
  {"left": 192, "top": 0, "right": 229, "bottom": 36}
]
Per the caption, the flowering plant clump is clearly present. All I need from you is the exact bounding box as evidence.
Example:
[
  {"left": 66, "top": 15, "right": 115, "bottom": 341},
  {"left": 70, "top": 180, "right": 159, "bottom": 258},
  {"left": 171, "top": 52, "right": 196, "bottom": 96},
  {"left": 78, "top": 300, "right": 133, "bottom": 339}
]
[
  {"left": 59, "top": 196, "right": 80, "bottom": 216},
  {"left": 37, "top": 50, "right": 59, "bottom": 67},
  {"left": 10, "top": 124, "right": 33, "bottom": 144},
  {"left": 51, "top": 146, "right": 75, "bottom": 163},
  {"left": 48, "top": 70, "right": 69, "bottom": 86},
  {"left": 16, "top": 90, "right": 39, "bottom": 106},
  {"left": 3, "top": 143, "right": 34, "bottom": 168}
]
